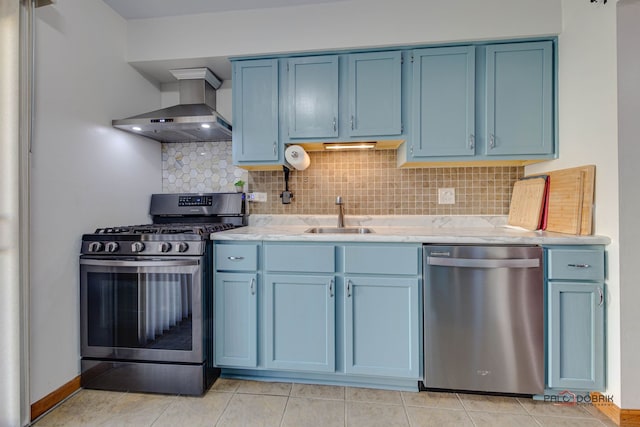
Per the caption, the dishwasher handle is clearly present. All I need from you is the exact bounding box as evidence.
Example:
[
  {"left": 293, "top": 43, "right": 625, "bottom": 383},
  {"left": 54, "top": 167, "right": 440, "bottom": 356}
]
[{"left": 427, "top": 256, "right": 540, "bottom": 269}]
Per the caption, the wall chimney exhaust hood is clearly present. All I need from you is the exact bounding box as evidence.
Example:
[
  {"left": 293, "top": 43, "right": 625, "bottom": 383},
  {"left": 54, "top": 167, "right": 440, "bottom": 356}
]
[{"left": 112, "top": 68, "right": 231, "bottom": 143}]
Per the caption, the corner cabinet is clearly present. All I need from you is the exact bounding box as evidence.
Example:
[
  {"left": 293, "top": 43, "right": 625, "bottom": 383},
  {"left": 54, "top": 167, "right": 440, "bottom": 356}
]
[
  {"left": 545, "top": 247, "right": 606, "bottom": 392},
  {"left": 402, "top": 40, "right": 556, "bottom": 165},
  {"left": 231, "top": 59, "right": 281, "bottom": 166}
]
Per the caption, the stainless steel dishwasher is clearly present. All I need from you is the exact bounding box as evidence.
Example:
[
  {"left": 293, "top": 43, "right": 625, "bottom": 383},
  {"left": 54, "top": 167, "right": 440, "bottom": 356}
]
[{"left": 423, "top": 245, "right": 544, "bottom": 395}]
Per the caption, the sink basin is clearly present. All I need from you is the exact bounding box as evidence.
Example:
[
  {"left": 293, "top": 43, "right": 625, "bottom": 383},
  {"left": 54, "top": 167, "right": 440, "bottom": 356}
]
[{"left": 305, "top": 227, "right": 374, "bottom": 234}]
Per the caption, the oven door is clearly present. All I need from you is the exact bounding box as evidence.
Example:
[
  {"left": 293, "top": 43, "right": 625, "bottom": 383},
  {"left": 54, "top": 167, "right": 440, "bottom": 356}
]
[{"left": 80, "top": 257, "right": 203, "bottom": 364}]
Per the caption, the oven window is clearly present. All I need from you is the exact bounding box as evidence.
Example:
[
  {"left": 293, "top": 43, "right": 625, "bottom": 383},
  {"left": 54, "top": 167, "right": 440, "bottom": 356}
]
[{"left": 86, "top": 272, "right": 193, "bottom": 351}]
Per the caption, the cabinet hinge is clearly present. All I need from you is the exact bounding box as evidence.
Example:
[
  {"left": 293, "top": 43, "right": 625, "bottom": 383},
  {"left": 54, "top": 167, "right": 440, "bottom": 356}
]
[
  {"left": 401, "top": 55, "right": 404, "bottom": 65},
  {"left": 401, "top": 123, "right": 404, "bottom": 133},
  {"left": 410, "top": 54, "right": 414, "bottom": 63}
]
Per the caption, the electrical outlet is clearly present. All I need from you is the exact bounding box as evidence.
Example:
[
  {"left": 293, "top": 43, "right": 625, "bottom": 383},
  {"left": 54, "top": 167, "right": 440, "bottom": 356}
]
[
  {"left": 247, "top": 192, "right": 267, "bottom": 202},
  {"left": 438, "top": 188, "right": 455, "bottom": 204}
]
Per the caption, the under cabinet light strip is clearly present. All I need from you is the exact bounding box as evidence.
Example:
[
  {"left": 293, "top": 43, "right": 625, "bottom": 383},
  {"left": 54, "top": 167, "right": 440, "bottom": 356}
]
[{"left": 324, "top": 142, "right": 376, "bottom": 150}]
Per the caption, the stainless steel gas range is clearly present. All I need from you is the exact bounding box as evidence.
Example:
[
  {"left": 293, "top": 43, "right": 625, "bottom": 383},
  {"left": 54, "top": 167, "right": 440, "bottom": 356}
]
[{"left": 79, "top": 192, "right": 246, "bottom": 395}]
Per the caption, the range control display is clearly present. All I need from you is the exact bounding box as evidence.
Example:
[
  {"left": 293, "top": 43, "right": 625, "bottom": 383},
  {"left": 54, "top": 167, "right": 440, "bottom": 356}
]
[{"left": 178, "top": 195, "right": 213, "bottom": 207}]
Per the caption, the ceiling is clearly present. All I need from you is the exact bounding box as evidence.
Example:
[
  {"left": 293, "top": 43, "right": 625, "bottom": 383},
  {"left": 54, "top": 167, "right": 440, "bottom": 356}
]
[
  {"left": 102, "top": 0, "right": 345, "bottom": 20},
  {"left": 103, "top": 0, "right": 346, "bottom": 85}
]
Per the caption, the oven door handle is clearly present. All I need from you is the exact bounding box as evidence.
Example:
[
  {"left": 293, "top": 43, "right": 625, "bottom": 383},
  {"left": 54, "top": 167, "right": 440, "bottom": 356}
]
[{"left": 80, "top": 258, "right": 200, "bottom": 267}]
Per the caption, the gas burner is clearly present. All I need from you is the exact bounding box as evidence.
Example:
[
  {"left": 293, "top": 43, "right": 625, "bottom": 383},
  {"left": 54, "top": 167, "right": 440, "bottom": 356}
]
[{"left": 82, "top": 193, "right": 246, "bottom": 257}]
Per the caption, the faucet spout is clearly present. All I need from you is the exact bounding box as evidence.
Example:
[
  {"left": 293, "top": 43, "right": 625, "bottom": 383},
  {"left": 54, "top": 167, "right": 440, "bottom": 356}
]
[{"left": 336, "top": 196, "right": 345, "bottom": 228}]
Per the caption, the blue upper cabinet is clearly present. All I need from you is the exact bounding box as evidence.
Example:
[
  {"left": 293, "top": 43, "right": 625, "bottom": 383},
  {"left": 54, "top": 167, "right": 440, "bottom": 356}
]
[
  {"left": 485, "top": 41, "right": 554, "bottom": 156},
  {"left": 287, "top": 56, "right": 339, "bottom": 138},
  {"left": 400, "top": 40, "right": 556, "bottom": 166},
  {"left": 348, "top": 51, "right": 402, "bottom": 137},
  {"left": 411, "top": 46, "right": 475, "bottom": 157},
  {"left": 232, "top": 59, "right": 280, "bottom": 165},
  {"left": 230, "top": 39, "right": 556, "bottom": 168},
  {"left": 286, "top": 52, "right": 403, "bottom": 142}
]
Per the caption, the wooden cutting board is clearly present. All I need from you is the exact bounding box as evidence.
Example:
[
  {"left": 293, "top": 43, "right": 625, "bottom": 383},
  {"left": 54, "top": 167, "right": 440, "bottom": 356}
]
[
  {"left": 508, "top": 177, "right": 547, "bottom": 230},
  {"left": 545, "top": 165, "right": 595, "bottom": 235}
]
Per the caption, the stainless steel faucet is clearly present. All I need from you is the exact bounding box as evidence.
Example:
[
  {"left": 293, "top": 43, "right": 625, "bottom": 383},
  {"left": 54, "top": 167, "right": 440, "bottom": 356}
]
[{"left": 336, "top": 196, "right": 345, "bottom": 228}]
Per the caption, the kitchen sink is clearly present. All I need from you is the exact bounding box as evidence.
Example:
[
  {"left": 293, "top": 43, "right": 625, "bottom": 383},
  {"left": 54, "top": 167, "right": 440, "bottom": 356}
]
[{"left": 305, "top": 227, "right": 374, "bottom": 234}]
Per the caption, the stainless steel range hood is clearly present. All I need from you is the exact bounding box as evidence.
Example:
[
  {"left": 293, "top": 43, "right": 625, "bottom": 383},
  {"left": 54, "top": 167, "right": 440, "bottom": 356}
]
[{"left": 112, "top": 68, "right": 232, "bottom": 143}]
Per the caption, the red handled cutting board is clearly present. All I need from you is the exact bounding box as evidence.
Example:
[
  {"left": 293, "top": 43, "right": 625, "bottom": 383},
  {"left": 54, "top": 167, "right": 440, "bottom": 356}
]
[{"left": 508, "top": 177, "right": 547, "bottom": 230}]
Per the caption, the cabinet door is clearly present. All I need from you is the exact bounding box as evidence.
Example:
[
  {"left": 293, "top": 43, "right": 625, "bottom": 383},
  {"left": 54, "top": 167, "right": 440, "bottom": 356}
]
[
  {"left": 411, "top": 46, "right": 475, "bottom": 158},
  {"left": 264, "top": 274, "right": 335, "bottom": 372},
  {"left": 214, "top": 273, "right": 258, "bottom": 367},
  {"left": 548, "top": 281, "right": 605, "bottom": 390},
  {"left": 287, "top": 56, "right": 339, "bottom": 138},
  {"left": 348, "top": 51, "right": 402, "bottom": 137},
  {"left": 232, "top": 59, "right": 279, "bottom": 163},
  {"left": 485, "top": 41, "right": 553, "bottom": 156},
  {"left": 344, "top": 276, "right": 419, "bottom": 378}
]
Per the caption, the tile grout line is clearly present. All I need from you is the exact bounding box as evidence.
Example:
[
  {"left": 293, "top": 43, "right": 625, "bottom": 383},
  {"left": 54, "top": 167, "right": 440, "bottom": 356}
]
[
  {"left": 148, "top": 394, "right": 179, "bottom": 427},
  {"left": 277, "top": 393, "right": 290, "bottom": 427},
  {"left": 213, "top": 385, "right": 240, "bottom": 427},
  {"left": 400, "top": 391, "right": 413, "bottom": 427}
]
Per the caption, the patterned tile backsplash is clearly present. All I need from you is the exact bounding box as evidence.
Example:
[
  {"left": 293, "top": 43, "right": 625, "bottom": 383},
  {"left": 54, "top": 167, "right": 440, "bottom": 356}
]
[
  {"left": 162, "top": 143, "right": 523, "bottom": 215},
  {"left": 162, "top": 141, "right": 248, "bottom": 193}
]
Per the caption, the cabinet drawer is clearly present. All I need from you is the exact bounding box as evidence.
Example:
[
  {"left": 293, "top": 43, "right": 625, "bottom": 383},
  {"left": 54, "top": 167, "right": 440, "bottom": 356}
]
[
  {"left": 547, "top": 249, "right": 604, "bottom": 281},
  {"left": 264, "top": 244, "right": 335, "bottom": 273},
  {"left": 215, "top": 244, "right": 259, "bottom": 271},
  {"left": 345, "top": 245, "right": 420, "bottom": 275}
]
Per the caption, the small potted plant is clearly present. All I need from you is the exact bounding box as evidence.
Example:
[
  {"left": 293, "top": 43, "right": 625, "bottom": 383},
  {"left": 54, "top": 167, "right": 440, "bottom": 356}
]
[{"left": 234, "top": 180, "right": 245, "bottom": 192}]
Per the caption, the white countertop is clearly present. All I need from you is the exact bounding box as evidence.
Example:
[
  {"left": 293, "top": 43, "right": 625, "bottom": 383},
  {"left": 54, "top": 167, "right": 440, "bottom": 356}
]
[{"left": 212, "top": 215, "right": 610, "bottom": 245}]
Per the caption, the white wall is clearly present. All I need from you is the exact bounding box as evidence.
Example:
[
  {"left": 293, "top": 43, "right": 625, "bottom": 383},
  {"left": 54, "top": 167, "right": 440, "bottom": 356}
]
[
  {"left": 124, "top": 0, "right": 562, "bottom": 62},
  {"left": 616, "top": 0, "right": 640, "bottom": 410},
  {"left": 30, "top": 0, "right": 162, "bottom": 403},
  {"left": 526, "top": 0, "right": 621, "bottom": 407}
]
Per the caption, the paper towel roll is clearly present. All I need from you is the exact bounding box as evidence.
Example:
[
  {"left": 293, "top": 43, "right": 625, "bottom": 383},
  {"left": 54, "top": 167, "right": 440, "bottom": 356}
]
[{"left": 285, "top": 145, "right": 311, "bottom": 170}]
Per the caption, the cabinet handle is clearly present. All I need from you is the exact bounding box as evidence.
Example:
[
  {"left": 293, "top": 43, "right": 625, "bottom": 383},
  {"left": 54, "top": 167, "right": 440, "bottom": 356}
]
[
  {"left": 410, "top": 145, "right": 414, "bottom": 156},
  {"left": 329, "top": 279, "right": 334, "bottom": 298},
  {"left": 228, "top": 256, "right": 244, "bottom": 261},
  {"left": 469, "top": 134, "right": 475, "bottom": 150},
  {"left": 350, "top": 115, "right": 354, "bottom": 130},
  {"left": 598, "top": 286, "right": 604, "bottom": 306},
  {"left": 249, "top": 277, "right": 255, "bottom": 295},
  {"left": 333, "top": 117, "right": 337, "bottom": 132},
  {"left": 273, "top": 142, "right": 277, "bottom": 156},
  {"left": 346, "top": 280, "right": 352, "bottom": 298},
  {"left": 568, "top": 263, "right": 591, "bottom": 268},
  {"left": 489, "top": 133, "right": 496, "bottom": 149}
]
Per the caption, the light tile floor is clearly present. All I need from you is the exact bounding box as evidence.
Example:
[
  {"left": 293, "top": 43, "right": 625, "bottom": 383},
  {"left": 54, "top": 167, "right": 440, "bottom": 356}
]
[{"left": 33, "top": 379, "right": 617, "bottom": 427}]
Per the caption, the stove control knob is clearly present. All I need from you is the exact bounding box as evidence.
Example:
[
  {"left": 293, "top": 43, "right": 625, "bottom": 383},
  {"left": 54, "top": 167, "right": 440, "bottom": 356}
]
[
  {"left": 88, "top": 242, "right": 104, "bottom": 253},
  {"left": 105, "top": 242, "right": 120, "bottom": 253},
  {"left": 175, "top": 242, "right": 189, "bottom": 253},
  {"left": 131, "top": 242, "right": 145, "bottom": 253},
  {"left": 159, "top": 242, "right": 172, "bottom": 253}
]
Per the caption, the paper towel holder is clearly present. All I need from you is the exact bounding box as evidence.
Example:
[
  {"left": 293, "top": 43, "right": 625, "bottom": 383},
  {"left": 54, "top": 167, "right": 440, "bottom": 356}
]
[{"left": 285, "top": 144, "right": 311, "bottom": 171}]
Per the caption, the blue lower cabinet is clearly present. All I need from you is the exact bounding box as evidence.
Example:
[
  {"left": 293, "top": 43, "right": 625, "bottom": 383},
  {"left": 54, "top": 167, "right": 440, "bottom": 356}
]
[
  {"left": 548, "top": 281, "right": 605, "bottom": 391},
  {"left": 264, "top": 274, "right": 336, "bottom": 373},
  {"left": 214, "top": 272, "right": 258, "bottom": 368},
  {"left": 344, "top": 276, "right": 420, "bottom": 378}
]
